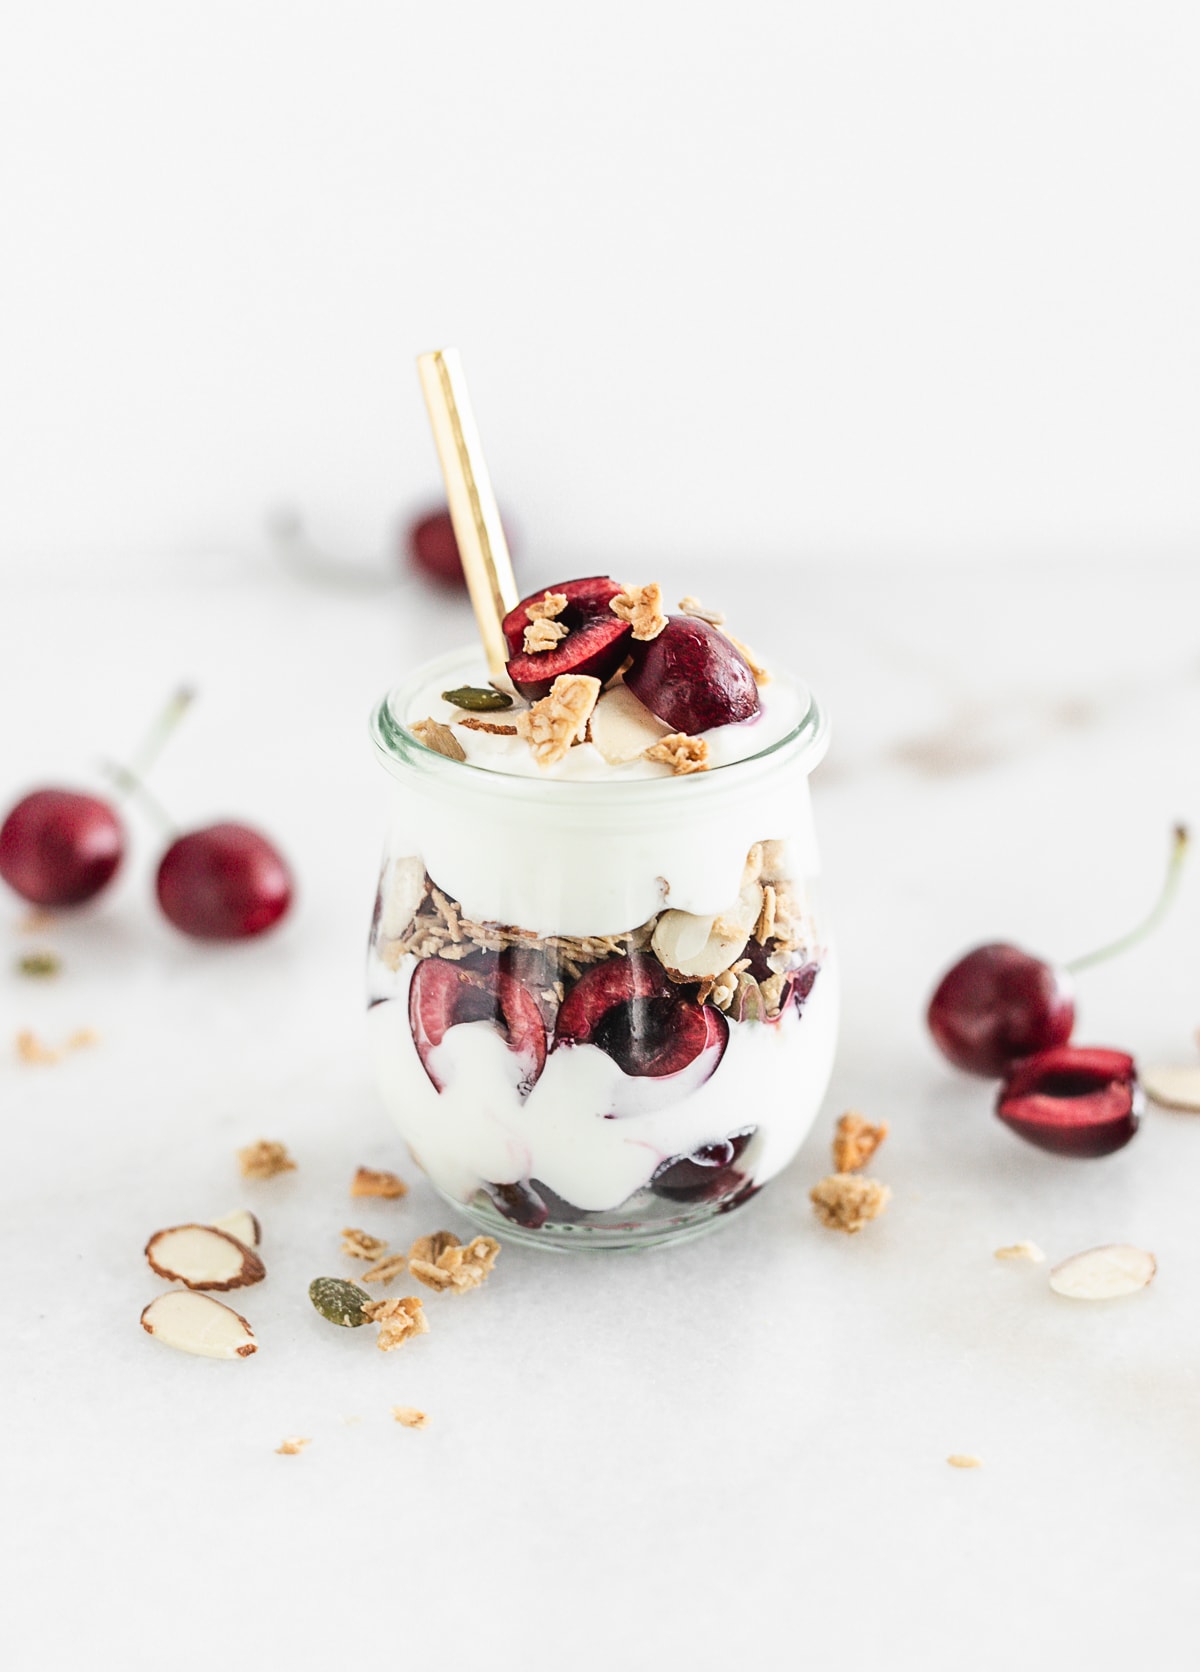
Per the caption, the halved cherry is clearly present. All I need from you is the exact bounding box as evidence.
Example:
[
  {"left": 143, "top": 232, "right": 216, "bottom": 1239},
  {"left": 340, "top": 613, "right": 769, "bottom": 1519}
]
[
  {"left": 624, "top": 615, "right": 760, "bottom": 732},
  {"left": 649, "top": 1128, "right": 755, "bottom": 1203},
  {"left": 502, "top": 576, "right": 631, "bottom": 699},
  {"left": 555, "top": 952, "right": 728, "bottom": 1080},
  {"left": 996, "top": 1045, "right": 1141, "bottom": 1158},
  {"left": 409, "top": 959, "right": 547, "bottom": 1096}
]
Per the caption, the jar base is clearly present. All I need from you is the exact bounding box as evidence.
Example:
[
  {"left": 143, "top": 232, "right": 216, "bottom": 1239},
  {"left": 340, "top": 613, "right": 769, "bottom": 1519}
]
[{"left": 433, "top": 1180, "right": 763, "bottom": 1254}]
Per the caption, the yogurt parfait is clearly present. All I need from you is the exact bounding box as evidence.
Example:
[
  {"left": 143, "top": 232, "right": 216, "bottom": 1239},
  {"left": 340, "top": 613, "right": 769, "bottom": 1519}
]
[{"left": 367, "top": 579, "right": 836, "bottom": 1249}]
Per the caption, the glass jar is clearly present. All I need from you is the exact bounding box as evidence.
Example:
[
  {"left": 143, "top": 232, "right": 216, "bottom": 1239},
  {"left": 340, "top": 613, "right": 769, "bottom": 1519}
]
[{"left": 366, "top": 647, "right": 836, "bottom": 1251}]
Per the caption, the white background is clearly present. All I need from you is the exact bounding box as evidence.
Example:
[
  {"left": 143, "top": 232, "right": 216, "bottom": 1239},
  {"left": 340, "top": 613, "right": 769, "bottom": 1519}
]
[
  {"left": 1, "top": 0, "right": 1199, "bottom": 576},
  {"left": 3, "top": 6, "right": 1200, "bottom": 1671}
]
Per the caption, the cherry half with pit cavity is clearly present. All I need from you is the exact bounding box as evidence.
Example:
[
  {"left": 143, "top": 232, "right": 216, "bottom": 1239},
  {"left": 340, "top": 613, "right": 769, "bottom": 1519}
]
[
  {"left": 409, "top": 958, "right": 548, "bottom": 1097},
  {"left": 502, "top": 576, "right": 632, "bottom": 699},
  {"left": 927, "top": 825, "right": 1188, "bottom": 1078},
  {"left": 996, "top": 1046, "right": 1142, "bottom": 1158},
  {"left": 0, "top": 789, "right": 124, "bottom": 907},
  {"left": 650, "top": 1128, "right": 755, "bottom": 1203},
  {"left": 555, "top": 952, "right": 728, "bottom": 1082}
]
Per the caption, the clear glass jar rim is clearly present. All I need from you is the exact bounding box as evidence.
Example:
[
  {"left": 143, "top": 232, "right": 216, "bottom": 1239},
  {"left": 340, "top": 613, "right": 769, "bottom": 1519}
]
[{"left": 369, "top": 645, "right": 830, "bottom": 805}]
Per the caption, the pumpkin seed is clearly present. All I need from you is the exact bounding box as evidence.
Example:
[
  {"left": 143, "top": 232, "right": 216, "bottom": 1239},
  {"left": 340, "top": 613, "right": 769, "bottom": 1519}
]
[
  {"left": 308, "top": 1275, "right": 372, "bottom": 1327},
  {"left": 441, "top": 685, "right": 514, "bottom": 712}
]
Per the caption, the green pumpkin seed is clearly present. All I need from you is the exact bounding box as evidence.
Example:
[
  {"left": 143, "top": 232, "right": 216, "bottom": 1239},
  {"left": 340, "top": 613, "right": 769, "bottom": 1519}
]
[
  {"left": 441, "top": 685, "right": 514, "bottom": 713},
  {"left": 308, "top": 1276, "right": 371, "bottom": 1327},
  {"left": 18, "top": 952, "right": 61, "bottom": 979}
]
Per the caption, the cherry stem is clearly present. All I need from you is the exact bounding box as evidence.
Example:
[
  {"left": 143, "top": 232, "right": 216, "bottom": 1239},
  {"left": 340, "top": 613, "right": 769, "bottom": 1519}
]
[
  {"left": 99, "top": 685, "right": 196, "bottom": 837},
  {"left": 1065, "top": 824, "right": 1190, "bottom": 975}
]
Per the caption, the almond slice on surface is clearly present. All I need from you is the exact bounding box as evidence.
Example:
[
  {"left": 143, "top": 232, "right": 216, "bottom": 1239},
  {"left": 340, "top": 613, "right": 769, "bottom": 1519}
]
[
  {"left": 1143, "top": 1065, "right": 1200, "bottom": 1112},
  {"left": 145, "top": 1224, "right": 266, "bottom": 1290},
  {"left": 1048, "top": 1244, "right": 1156, "bottom": 1300},
  {"left": 588, "top": 685, "right": 670, "bottom": 764},
  {"left": 141, "top": 1291, "right": 257, "bottom": 1358},
  {"left": 210, "top": 1209, "right": 261, "bottom": 1248}
]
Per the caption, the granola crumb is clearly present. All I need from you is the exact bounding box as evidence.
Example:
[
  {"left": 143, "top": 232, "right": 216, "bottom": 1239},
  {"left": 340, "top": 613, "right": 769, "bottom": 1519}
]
[
  {"left": 412, "top": 717, "right": 467, "bottom": 762},
  {"left": 15, "top": 1029, "right": 61, "bottom": 1065},
  {"left": 832, "top": 1112, "right": 889, "bottom": 1173},
  {"left": 408, "top": 1231, "right": 500, "bottom": 1293},
  {"left": 752, "top": 885, "right": 777, "bottom": 945},
  {"left": 994, "top": 1240, "right": 1046, "bottom": 1263},
  {"left": 515, "top": 675, "right": 601, "bottom": 767},
  {"left": 522, "top": 591, "right": 569, "bottom": 654},
  {"left": 363, "top": 1294, "right": 429, "bottom": 1351},
  {"left": 17, "top": 951, "right": 61, "bottom": 979},
  {"left": 392, "top": 1406, "right": 429, "bottom": 1429},
  {"left": 276, "top": 1437, "right": 312, "bottom": 1456},
  {"left": 341, "top": 1227, "right": 389, "bottom": 1262},
  {"left": 678, "top": 595, "right": 725, "bottom": 627},
  {"left": 17, "top": 908, "right": 56, "bottom": 934},
  {"left": 237, "top": 1140, "right": 297, "bottom": 1180},
  {"left": 457, "top": 716, "right": 519, "bottom": 736},
  {"left": 644, "top": 732, "right": 709, "bottom": 775},
  {"left": 947, "top": 1454, "right": 983, "bottom": 1469},
  {"left": 360, "top": 1252, "right": 408, "bottom": 1286},
  {"left": 351, "top": 1167, "right": 408, "bottom": 1200},
  {"left": 726, "top": 633, "right": 771, "bottom": 684},
  {"left": 610, "top": 583, "right": 667, "bottom": 640},
  {"left": 67, "top": 1027, "right": 100, "bottom": 1050},
  {"left": 809, "top": 1173, "right": 891, "bottom": 1234}
]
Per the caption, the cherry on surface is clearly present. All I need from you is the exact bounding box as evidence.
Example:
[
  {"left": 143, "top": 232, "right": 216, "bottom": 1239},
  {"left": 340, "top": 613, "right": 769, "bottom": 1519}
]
[
  {"left": 156, "top": 823, "right": 292, "bottom": 942},
  {"left": 996, "top": 1046, "right": 1141, "bottom": 1158},
  {"left": 0, "top": 788, "right": 125, "bottom": 907},
  {"left": 927, "top": 943, "right": 1075, "bottom": 1078},
  {"left": 406, "top": 506, "right": 517, "bottom": 590}
]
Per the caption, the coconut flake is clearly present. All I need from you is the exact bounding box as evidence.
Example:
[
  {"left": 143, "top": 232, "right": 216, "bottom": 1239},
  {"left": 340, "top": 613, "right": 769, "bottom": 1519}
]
[
  {"left": 1048, "top": 1244, "right": 1156, "bottom": 1300},
  {"left": 141, "top": 1290, "right": 257, "bottom": 1359}
]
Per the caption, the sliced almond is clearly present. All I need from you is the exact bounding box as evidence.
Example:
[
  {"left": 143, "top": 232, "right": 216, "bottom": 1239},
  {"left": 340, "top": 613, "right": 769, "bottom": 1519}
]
[
  {"left": 652, "top": 883, "right": 763, "bottom": 981},
  {"left": 588, "top": 685, "right": 670, "bottom": 764},
  {"left": 1048, "top": 1244, "right": 1157, "bottom": 1300},
  {"left": 145, "top": 1224, "right": 266, "bottom": 1291},
  {"left": 380, "top": 854, "right": 428, "bottom": 941},
  {"left": 210, "top": 1209, "right": 262, "bottom": 1248},
  {"left": 141, "top": 1290, "right": 257, "bottom": 1359},
  {"left": 1143, "top": 1065, "right": 1200, "bottom": 1113}
]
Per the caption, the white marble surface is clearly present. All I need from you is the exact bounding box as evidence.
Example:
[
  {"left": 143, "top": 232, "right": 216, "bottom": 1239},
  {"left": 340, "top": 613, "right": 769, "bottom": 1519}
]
[{"left": 3, "top": 553, "right": 1198, "bottom": 1669}]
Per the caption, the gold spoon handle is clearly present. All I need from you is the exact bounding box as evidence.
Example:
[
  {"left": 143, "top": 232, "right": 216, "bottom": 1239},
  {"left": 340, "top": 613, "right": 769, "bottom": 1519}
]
[{"left": 417, "top": 348, "right": 519, "bottom": 681}]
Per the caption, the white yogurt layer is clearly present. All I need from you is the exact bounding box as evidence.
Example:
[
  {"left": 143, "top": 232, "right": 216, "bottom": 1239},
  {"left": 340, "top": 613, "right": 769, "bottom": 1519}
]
[{"left": 367, "top": 951, "right": 839, "bottom": 1212}]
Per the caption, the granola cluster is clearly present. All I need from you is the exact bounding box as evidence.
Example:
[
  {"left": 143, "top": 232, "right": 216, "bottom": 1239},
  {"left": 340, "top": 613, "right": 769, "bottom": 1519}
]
[
  {"left": 644, "top": 732, "right": 709, "bottom": 775},
  {"left": 514, "top": 674, "right": 600, "bottom": 767},
  {"left": 408, "top": 1231, "right": 500, "bottom": 1293},
  {"left": 809, "top": 1173, "right": 891, "bottom": 1234},
  {"left": 832, "top": 1113, "right": 889, "bottom": 1173},
  {"left": 610, "top": 582, "right": 667, "bottom": 640},
  {"left": 237, "top": 1140, "right": 296, "bottom": 1180},
  {"left": 341, "top": 1227, "right": 388, "bottom": 1261},
  {"left": 522, "top": 591, "right": 569, "bottom": 654},
  {"left": 351, "top": 1166, "right": 408, "bottom": 1200},
  {"left": 363, "top": 1294, "right": 429, "bottom": 1352}
]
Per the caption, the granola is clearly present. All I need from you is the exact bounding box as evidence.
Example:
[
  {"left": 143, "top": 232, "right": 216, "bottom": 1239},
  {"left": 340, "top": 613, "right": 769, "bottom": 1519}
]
[
  {"left": 276, "top": 1437, "right": 312, "bottom": 1456},
  {"left": 610, "top": 582, "right": 667, "bottom": 641},
  {"left": 408, "top": 1231, "right": 500, "bottom": 1293},
  {"left": 412, "top": 717, "right": 467, "bottom": 762},
  {"left": 809, "top": 1173, "right": 891, "bottom": 1233},
  {"left": 16, "top": 1030, "right": 63, "bottom": 1065},
  {"left": 458, "top": 716, "right": 519, "bottom": 736},
  {"left": 363, "top": 1294, "right": 429, "bottom": 1351},
  {"left": 994, "top": 1240, "right": 1045, "bottom": 1263},
  {"left": 342, "top": 1227, "right": 389, "bottom": 1261},
  {"left": 237, "top": 1139, "right": 297, "bottom": 1180},
  {"left": 522, "top": 591, "right": 569, "bottom": 654},
  {"left": 392, "top": 1406, "right": 429, "bottom": 1429},
  {"left": 644, "top": 733, "right": 709, "bottom": 775},
  {"left": 678, "top": 595, "right": 725, "bottom": 627},
  {"left": 515, "top": 674, "right": 600, "bottom": 767},
  {"left": 360, "top": 1253, "right": 408, "bottom": 1286},
  {"left": 832, "top": 1113, "right": 889, "bottom": 1174},
  {"left": 351, "top": 1166, "right": 408, "bottom": 1200}
]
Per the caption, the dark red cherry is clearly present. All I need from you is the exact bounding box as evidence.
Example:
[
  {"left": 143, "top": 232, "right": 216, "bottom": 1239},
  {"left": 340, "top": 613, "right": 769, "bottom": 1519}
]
[
  {"left": 156, "top": 823, "right": 292, "bottom": 940},
  {"left": 409, "top": 958, "right": 547, "bottom": 1096},
  {"left": 556, "top": 952, "right": 728, "bottom": 1081},
  {"left": 0, "top": 789, "right": 124, "bottom": 907},
  {"left": 649, "top": 1128, "right": 755, "bottom": 1203},
  {"left": 502, "top": 576, "right": 631, "bottom": 699},
  {"left": 406, "top": 508, "right": 466, "bottom": 588},
  {"left": 623, "top": 616, "right": 760, "bottom": 732},
  {"left": 927, "top": 943, "right": 1075, "bottom": 1077},
  {"left": 996, "top": 1046, "right": 1141, "bottom": 1158}
]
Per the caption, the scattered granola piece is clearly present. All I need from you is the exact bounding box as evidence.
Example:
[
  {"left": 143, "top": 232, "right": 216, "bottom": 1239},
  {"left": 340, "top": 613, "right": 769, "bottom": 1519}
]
[
  {"left": 994, "top": 1240, "right": 1045, "bottom": 1263},
  {"left": 678, "top": 595, "right": 725, "bottom": 627},
  {"left": 360, "top": 1252, "right": 408, "bottom": 1286},
  {"left": 141, "top": 1290, "right": 257, "bottom": 1359},
  {"left": 457, "top": 716, "right": 519, "bottom": 736},
  {"left": 237, "top": 1140, "right": 296, "bottom": 1180},
  {"left": 17, "top": 951, "right": 61, "bottom": 979},
  {"left": 15, "top": 1029, "right": 62, "bottom": 1065},
  {"left": 392, "top": 1406, "right": 429, "bottom": 1429},
  {"left": 947, "top": 1455, "right": 983, "bottom": 1470},
  {"left": 341, "top": 1227, "right": 388, "bottom": 1262},
  {"left": 363, "top": 1294, "right": 429, "bottom": 1351},
  {"left": 832, "top": 1113, "right": 889, "bottom": 1174},
  {"left": 610, "top": 582, "right": 667, "bottom": 641},
  {"left": 1143, "top": 1065, "right": 1200, "bottom": 1113},
  {"left": 408, "top": 1231, "right": 500, "bottom": 1293},
  {"left": 725, "top": 633, "right": 771, "bottom": 684},
  {"left": 411, "top": 717, "right": 467, "bottom": 762},
  {"left": 515, "top": 674, "right": 601, "bottom": 767},
  {"left": 18, "top": 908, "right": 56, "bottom": 934},
  {"left": 276, "top": 1437, "right": 311, "bottom": 1456},
  {"left": 67, "top": 1027, "right": 100, "bottom": 1050},
  {"left": 1048, "top": 1244, "right": 1156, "bottom": 1300},
  {"left": 644, "top": 732, "right": 709, "bottom": 775},
  {"left": 309, "top": 1276, "right": 372, "bottom": 1327},
  {"left": 809, "top": 1173, "right": 891, "bottom": 1234},
  {"left": 522, "top": 591, "right": 570, "bottom": 654},
  {"left": 145, "top": 1224, "right": 266, "bottom": 1291},
  {"left": 351, "top": 1166, "right": 408, "bottom": 1200}
]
